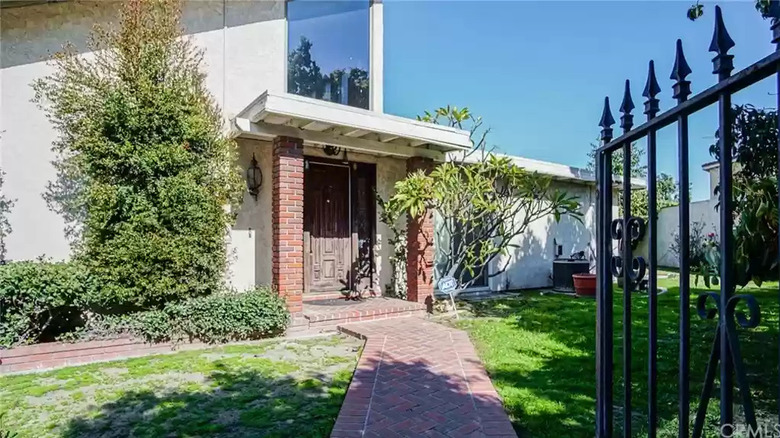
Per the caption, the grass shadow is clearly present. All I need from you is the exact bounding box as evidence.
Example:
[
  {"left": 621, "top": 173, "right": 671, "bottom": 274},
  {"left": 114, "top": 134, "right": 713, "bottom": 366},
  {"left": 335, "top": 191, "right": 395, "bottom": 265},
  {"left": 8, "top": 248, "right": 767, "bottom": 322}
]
[
  {"left": 1, "top": 340, "right": 359, "bottom": 438},
  {"left": 59, "top": 363, "right": 351, "bottom": 438},
  {"left": 455, "top": 279, "right": 780, "bottom": 437}
]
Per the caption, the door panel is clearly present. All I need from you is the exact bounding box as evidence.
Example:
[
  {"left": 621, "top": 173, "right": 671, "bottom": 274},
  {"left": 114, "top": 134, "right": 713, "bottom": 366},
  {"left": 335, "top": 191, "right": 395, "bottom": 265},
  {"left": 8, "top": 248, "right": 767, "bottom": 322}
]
[
  {"left": 352, "top": 163, "right": 376, "bottom": 295},
  {"left": 304, "top": 163, "right": 351, "bottom": 293}
]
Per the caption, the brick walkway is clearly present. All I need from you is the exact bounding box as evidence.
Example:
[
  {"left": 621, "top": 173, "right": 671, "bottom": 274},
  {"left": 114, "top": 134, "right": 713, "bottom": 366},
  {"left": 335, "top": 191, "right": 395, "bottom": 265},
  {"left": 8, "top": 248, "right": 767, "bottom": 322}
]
[{"left": 332, "top": 318, "right": 516, "bottom": 438}]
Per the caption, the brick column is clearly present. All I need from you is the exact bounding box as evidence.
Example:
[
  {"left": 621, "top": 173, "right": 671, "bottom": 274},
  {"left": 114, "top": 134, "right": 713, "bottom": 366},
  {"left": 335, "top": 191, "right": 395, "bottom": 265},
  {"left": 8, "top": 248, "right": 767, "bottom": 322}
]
[
  {"left": 272, "top": 136, "right": 304, "bottom": 314},
  {"left": 406, "top": 157, "right": 436, "bottom": 311}
]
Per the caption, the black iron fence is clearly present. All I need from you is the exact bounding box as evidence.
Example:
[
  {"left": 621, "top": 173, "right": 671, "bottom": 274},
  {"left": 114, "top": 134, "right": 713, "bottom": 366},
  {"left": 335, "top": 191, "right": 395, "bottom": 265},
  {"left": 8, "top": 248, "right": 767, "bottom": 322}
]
[{"left": 595, "top": 3, "right": 780, "bottom": 437}]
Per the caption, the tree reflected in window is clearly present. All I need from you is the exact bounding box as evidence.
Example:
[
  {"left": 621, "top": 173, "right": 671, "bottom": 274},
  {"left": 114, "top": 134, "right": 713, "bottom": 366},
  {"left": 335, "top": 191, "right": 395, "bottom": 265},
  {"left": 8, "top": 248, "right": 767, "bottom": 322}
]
[{"left": 287, "top": 1, "right": 369, "bottom": 109}]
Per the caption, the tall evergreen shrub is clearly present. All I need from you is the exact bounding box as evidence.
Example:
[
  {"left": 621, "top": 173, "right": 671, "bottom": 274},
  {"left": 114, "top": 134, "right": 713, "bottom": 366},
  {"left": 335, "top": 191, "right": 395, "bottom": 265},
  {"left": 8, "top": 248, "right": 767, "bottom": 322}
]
[{"left": 33, "top": 0, "right": 243, "bottom": 310}]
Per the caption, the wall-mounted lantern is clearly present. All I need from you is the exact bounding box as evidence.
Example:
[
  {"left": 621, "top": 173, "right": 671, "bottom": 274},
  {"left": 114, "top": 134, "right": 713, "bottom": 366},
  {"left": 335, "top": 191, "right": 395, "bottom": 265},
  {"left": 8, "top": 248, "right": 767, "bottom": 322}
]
[{"left": 246, "top": 153, "right": 262, "bottom": 200}]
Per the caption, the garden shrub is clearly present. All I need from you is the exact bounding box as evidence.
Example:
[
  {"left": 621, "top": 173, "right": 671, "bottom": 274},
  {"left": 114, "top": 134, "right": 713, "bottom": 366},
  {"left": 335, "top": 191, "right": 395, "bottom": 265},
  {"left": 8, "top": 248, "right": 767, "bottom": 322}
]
[
  {"left": 32, "top": 0, "right": 243, "bottom": 311},
  {"left": 57, "top": 287, "right": 290, "bottom": 345},
  {"left": 164, "top": 287, "right": 290, "bottom": 344},
  {"left": 670, "top": 222, "right": 720, "bottom": 286},
  {"left": 135, "top": 309, "right": 176, "bottom": 344},
  {"left": 0, "top": 261, "right": 91, "bottom": 348},
  {"left": 55, "top": 313, "right": 137, "bottom": 344}
]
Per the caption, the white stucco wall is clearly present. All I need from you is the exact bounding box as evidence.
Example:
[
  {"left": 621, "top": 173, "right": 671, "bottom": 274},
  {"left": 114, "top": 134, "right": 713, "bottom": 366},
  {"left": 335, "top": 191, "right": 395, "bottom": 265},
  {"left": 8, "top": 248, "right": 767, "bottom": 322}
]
[
  {"left": 227, "top": 138, "right": 273, "bottom": 291},
  {"left": 647, "top": 199, "right": 720, "bottom": 268},
  {"left": 635, "top": 165, "right": 721, "bottom": 269},
  {"left": 0, "top": 0, "right": 286, "bottom": 262},
  {"left": 491, "top": 181, "right": 600, "bottom": 291}
]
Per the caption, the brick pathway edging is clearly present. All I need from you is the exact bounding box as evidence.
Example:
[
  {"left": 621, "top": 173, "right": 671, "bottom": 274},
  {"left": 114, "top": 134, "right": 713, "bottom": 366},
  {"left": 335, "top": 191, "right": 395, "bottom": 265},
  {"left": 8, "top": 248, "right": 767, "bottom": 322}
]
[{"left": 332, "top": 319, "right": 517, "bottom": 438}]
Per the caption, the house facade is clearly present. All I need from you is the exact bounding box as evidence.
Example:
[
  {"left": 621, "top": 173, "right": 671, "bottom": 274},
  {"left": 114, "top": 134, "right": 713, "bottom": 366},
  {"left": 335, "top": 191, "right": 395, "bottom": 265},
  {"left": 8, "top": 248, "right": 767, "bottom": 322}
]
[{"left": 1, "top": 0, "right": 606, "bottom": 313}]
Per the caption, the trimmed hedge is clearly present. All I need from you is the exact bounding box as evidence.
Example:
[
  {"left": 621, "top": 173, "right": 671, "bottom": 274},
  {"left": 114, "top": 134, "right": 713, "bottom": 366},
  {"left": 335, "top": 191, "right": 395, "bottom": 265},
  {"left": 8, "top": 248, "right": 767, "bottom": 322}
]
[
  {"left": 164, "top": 288, "right": 290, "bottom": 344},
  {"left": 58, "top": 287, "right": 290, "bottom": 345},
  {"left": 0, "top": 261, "right": 91, "bottom": 348},
  {"left": 0, "top": 259, "right": 289, "bottom": 348}
]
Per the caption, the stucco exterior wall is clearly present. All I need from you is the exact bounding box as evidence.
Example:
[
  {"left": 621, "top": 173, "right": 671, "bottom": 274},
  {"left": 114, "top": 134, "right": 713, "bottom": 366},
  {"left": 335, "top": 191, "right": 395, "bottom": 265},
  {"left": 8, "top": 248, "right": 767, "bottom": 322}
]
[
  {"left": 635, "top": 166, "right": 721, "bottom": 269},
  {"left": 227, "top": 138, "right": 273, "bottom": 291},
  {"left": 644, "top": 199, "right": 720, "bottom": 269},
  {"left": 491, "top": 181, "right": 600, "bottom": 291},
  {"left": 0, "top": 0, "right": 286, "bottom": 262}
]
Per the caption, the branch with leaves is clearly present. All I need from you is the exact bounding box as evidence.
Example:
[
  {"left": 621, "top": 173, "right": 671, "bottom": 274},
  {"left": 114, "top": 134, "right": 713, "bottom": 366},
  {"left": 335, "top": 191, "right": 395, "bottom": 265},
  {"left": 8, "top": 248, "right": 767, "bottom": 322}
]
[
  {"left": 687, "top": 0, "right": 771, "bottom": 20},
  {"left": 708, "top": 104, "right": 778, "bottom": 287},
  {"left": 380, "top": 106, "right": 582, "bottom": 290},
  {"left": 0, "top": 168, "right": 13, "bottom": 264},
  {"left": 586, "top": 141, "right": 679, "bottom": 223}
]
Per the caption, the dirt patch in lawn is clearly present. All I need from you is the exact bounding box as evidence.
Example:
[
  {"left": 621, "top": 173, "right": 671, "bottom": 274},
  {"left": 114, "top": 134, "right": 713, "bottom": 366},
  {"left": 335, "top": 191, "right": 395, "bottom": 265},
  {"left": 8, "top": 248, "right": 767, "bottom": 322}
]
[{"left": 0, "top": 335, "right": 363, "bottom": 438}]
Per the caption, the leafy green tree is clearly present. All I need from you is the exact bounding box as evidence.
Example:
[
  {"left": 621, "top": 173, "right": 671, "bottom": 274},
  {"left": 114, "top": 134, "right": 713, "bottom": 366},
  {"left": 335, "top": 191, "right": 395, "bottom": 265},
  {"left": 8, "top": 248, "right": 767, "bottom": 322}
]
[
  {"left": 33, "top": 0, "right": 243, "bottom": 310},
  {"left": 380, "top": 106, "right": 581, "bottom": 290},
  {"left": 586, "top": 142, "right": 678, "bottom": 221},
  {"left": 287, "top": 37, "right": 323, "bottom": 99},
  {"left": 631, "top": 173, "right": 679, "bottom": 220},
  {"left": 586, "top": 139, "right": 646, "bottom": 179},
  {"left": 288, "top": 37, "right": 369, "bottom": 109},
  {"left": 709, "top": 104, "right": 778, "bottom": 287},
  {"left": 687, "top": 0, "right": 770, "bottom": 20}
]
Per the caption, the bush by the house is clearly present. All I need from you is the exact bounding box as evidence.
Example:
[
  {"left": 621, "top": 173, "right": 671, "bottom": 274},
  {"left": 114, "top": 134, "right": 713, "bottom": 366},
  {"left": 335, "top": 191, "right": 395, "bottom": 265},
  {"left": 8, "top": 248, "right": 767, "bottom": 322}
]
[
  {"left": 164, "top": 287, "right": 290, "bottom": 344},
  {"left": 1, "top": 259, "right": 289, "bottom": 348},
  {"left": 0, "top": 260, "right": 91, "bottom": 348},
  {"left": 32, "top": 0, "right": 243, "bottom": 312},
  {"left": 57, "top": 287, "right": 290, "bottom": 345},
  {"left": 670, "top": 222, "right": 720, "bottom": 287},
  {"left": 55, "top": 313, "right": 140, "bottom": 344}
]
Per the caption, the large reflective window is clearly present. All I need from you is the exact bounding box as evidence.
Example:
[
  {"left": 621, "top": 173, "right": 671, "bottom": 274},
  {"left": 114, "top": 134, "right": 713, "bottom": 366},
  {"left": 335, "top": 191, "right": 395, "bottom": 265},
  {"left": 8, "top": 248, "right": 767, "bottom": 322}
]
[{"left": 287, "top": 0, "right": 370, "bottom": 109}]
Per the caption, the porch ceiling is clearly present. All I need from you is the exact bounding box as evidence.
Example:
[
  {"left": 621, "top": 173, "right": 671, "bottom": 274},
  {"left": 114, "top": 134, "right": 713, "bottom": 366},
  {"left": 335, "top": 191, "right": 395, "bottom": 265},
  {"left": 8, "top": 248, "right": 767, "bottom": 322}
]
[{"left": 232, "top": 92, "right": 472, "bottom": 159}]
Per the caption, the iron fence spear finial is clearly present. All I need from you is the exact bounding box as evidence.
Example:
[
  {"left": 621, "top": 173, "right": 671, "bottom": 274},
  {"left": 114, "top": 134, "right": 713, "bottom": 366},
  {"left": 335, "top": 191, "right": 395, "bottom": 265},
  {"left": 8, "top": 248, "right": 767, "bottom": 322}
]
[
  {"left": 620, "top": 80, "right": 635, "bottom": 132},
  {"left": 670, "top": 40, "right": 692, "bottom": 102},
  {"left": 599, "top": 96, "right": 615, "bottom": 143},
  {"left": 643, "top": 60, "right": 661, "bottom": 118},
  {"left": 710, "top": 5, "right": 735, "bottom": 79}
]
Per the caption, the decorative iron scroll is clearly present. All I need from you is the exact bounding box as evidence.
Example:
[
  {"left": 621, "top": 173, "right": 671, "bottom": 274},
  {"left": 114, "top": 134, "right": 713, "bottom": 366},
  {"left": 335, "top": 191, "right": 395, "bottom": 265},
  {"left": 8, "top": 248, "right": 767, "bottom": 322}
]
[
  {"left": 609, "top": 217, "right": 646, "bottom": 283},
  {"left": 593, "top": 4, "right": 780, "bottom": 436},
  {"left": 692, "top": 292, "right": 762, "bottom": 438}
]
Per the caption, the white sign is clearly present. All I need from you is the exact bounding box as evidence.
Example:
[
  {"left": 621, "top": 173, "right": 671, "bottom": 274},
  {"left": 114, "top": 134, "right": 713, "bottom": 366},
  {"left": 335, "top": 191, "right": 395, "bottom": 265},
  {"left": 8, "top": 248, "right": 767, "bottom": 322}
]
[
  {"left": 438, "top": 276, "right": 458, "bottom": 293},
  {"left": 438, "top": 276, "right": 460, "bottom": 319}
]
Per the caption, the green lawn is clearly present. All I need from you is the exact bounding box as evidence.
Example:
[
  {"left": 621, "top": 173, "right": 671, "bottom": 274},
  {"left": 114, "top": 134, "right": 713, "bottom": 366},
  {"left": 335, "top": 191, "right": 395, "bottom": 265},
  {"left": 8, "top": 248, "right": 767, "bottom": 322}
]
[
  {"left": 454, "top": 275, "right": 779, "bottom": 437},
  {"left": 0, "top": 335, "right": 362, "bottom": 438}
]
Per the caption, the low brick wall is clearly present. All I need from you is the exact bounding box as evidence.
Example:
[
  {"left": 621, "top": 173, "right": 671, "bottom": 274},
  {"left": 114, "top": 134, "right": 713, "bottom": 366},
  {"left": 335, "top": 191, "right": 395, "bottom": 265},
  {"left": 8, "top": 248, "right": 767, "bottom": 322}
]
[
  {"left": 1, "top": 298, "right": 427, "bottom": 375},
  {"left": 0, "top": 338, "right": 221, "bottom": 374},
  {"left": 303, "top": 299, "right": 427, "bottom": 330}
]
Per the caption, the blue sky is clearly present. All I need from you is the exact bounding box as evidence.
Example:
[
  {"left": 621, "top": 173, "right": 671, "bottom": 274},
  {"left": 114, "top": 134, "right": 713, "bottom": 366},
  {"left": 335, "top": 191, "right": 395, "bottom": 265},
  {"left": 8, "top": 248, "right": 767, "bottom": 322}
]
[{"left": 383, "top": 1, "right": 777, "bottom": 201}]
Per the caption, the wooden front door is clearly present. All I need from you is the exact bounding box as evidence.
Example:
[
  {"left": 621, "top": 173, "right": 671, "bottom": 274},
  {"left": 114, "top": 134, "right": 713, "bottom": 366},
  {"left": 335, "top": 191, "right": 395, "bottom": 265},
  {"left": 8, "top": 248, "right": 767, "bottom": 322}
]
[{"left": 304, "top": 162, "right": 351, "bottom": 293}]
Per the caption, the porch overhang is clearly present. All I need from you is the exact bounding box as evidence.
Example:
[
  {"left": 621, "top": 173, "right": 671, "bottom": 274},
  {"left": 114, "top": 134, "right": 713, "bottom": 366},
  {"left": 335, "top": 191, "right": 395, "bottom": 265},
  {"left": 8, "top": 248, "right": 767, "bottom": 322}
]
[{"left": 232, "top": 92, "right": 472, "bottom": 160}]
